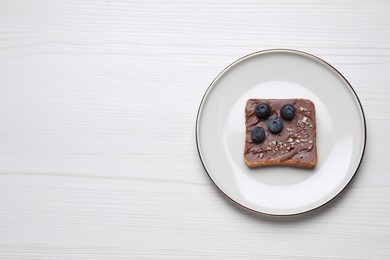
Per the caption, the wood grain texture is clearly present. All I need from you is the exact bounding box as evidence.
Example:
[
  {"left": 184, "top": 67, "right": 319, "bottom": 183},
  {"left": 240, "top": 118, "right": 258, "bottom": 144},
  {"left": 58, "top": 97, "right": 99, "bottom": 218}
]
[{"left": 0, "top": 0, "right": 390, "bottom": 259}]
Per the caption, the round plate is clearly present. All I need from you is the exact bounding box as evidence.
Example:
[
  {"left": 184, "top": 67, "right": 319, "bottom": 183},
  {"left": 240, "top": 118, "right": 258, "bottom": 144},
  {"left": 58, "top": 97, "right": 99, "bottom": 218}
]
[{"left": 196, "top": 49, "right": 366, "bottom": 216}]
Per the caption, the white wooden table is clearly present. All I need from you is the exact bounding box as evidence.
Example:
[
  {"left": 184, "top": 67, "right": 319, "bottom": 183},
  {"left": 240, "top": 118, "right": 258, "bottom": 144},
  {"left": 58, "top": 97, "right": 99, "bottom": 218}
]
[{"left": 1, "top": 1, "right": 389, "bottom": 259}]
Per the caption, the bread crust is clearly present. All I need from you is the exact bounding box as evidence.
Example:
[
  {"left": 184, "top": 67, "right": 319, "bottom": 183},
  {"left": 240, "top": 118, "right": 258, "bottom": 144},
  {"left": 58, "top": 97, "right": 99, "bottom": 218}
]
[{"left": 244, "top": 157, "right": 317, "bottom": 168}]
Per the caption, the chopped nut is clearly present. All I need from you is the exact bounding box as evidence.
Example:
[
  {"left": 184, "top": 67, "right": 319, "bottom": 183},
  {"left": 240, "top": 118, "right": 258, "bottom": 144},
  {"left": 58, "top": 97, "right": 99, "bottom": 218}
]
[
  {"left": 309, "top": 140, "right": 313, "bottom": 144},
  {"left": 260, "top": 153, "right": 264, "bottom": 159},
  {"left": 296, "top": 140, "right": 300, "bottom": 144},
  {"left": 299, "top": 107, "right": 307, "bottom": 112},
  {"left": 309, "top": 124, "right": 313, "bottom": 128},
  {"left": 302, "top": 116, "right": 308, "bottom": 124},
  {"left": 288, "top": 138, "right": 293, "bottom": 143}
]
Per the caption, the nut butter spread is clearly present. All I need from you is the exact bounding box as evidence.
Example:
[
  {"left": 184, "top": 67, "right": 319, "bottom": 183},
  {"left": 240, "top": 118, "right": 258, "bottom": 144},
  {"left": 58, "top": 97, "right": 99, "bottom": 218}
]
[{"left": 244, "top": 98, "right": 317, "bottom": 168}]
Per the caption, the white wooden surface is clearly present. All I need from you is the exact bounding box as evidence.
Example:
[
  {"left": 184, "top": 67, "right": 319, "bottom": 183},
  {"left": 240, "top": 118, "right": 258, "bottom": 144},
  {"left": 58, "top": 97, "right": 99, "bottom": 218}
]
[{"left": 0, "top": 1, "right": 389, "bottom": 259}]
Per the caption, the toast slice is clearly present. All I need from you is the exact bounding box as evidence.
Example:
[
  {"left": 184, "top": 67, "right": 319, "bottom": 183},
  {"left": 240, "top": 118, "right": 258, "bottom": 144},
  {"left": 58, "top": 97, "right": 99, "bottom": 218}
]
[{"left": 244, "top": 98, "right": 317, "bottom": 168}]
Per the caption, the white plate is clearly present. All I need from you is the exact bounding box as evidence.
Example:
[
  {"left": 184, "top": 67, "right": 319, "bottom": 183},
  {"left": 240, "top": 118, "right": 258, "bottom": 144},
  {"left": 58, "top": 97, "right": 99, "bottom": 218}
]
[{"left": 196, "top": 49, "right": 366, "bottom": 216}]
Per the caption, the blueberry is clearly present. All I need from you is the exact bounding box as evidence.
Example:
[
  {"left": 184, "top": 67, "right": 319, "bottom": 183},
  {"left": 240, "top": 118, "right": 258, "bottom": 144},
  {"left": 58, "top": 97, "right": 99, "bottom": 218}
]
[
  {"left": 280, "top": 104, "right": 295, "bottom": 120},
  {"left": 255, "top": 102, "right": 271, "bottom": 119},
  {"left": 251, "top": 127, "right": 265, "bottom": 143},
  {"left": 267, "top": 116, "right": 283, "bottom": 134}
]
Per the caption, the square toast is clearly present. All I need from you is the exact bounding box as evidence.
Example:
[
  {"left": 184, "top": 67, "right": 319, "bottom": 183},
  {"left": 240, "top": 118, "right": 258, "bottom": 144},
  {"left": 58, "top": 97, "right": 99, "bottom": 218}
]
[{"left": 244, "top": 98, "right": 317, "bottom": 168}]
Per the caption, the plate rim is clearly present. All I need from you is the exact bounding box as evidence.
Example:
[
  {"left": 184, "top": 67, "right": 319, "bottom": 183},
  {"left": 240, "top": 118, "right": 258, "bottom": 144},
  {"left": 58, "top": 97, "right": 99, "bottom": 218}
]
[{"left": 195, "top": 49, "right": 367, "bottom": 217}]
